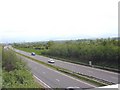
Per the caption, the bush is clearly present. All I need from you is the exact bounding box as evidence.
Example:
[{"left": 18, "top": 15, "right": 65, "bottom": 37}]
[{"left": 2, "top": 49, "right": 40, "bottom": 88}]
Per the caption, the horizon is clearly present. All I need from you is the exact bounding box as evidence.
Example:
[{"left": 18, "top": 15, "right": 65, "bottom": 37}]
[{"left": 1, "top": 36, "right": 118, "bottom": 44}]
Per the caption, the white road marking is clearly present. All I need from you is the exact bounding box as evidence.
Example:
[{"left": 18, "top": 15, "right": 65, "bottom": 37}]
[
  {"left": 33, "top": 75, "right": 51, "bottom": 88},
  {"left": 43, "top": 72, "right": 46, "bottom": 74},
  {"left": 56, "top": 79, "right": 60, "bottom": 82}
]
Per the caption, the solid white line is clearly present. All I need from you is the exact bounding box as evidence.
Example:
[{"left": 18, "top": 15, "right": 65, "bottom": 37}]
[{"left": 33, "top": 75, "right": 51, "bottom": 88}]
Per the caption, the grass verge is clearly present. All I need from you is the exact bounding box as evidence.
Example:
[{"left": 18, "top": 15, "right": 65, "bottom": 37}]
[{"left": 14, "top": 47, "right": 42, "bottom": 55}]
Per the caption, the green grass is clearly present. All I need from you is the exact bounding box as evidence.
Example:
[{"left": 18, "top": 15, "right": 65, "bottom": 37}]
[
  {"left": 15, "top": 47, "right": 43, "bottom": 55},
  {"left": 14, "top": 49, "right": 110, "bottom": 87}
]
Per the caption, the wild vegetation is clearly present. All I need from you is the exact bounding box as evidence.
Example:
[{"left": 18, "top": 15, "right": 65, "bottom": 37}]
[
  {"left": 2, "top": 47, "right": 41, "bottom": 88},
  {"left": 13, "top": 38, "right": 120, "bottom": 69}
]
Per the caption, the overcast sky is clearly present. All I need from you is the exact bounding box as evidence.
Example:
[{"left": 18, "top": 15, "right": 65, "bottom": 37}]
[{"left": 0, "top": 0, "right": 119, "bottom": 43}]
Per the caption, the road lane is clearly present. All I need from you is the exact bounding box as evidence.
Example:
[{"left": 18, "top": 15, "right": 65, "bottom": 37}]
[
  {"left": 18, "top": 54, "right": 95, "bottom": 89},
  {"left": 14, "top": 48, "right": 119, "bottom": 84}
]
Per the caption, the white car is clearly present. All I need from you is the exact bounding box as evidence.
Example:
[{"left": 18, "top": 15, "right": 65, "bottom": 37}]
[
  {"left": 65, "top": 87, "right": 80, "bottom": 90},
  {"left": 48, "top": 59, "right": 55, "bottom": 63}
]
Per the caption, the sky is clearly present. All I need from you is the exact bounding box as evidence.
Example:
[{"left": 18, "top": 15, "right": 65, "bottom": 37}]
[{"left": 0, "top": 0, "right": 119, "bottom": 43}]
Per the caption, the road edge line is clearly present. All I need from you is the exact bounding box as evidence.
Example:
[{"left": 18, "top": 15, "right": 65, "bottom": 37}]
[{"left": 33, "top": 75, "right": 51, "bottom": 88}]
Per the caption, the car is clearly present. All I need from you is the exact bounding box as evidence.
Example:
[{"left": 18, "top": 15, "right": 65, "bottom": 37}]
[
  {"left": 31, "top": 52, "right": 35, "bottom": 56},
  {"left": 65, "top": 87, "right": 80, "bottom": 90},
  {"left": 48, "top": 59, "right": 55, "bottom": 63}
]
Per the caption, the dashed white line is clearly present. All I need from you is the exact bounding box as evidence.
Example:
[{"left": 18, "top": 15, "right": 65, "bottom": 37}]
[
  {"left": 56, "top": 79, "right": 60, "bottom": 82},
  {"left": 43, "top": 72, "right": 46, "bottom": 74}
]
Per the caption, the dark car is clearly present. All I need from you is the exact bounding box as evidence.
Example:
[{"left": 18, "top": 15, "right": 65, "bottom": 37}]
[{"left": 31, "top": 52, "right": 35, "bottom": 56}]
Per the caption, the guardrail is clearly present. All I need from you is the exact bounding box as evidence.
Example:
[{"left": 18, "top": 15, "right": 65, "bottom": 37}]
[{"left": 44, "top": 55, "right": 120, "bottom": 73}]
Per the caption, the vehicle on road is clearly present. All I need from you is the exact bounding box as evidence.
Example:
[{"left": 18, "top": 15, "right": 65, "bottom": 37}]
[
  {"left": 65, "top": 87, "right": 80, "bottom": 90},
  {"left": 31, "top": 52, "right": 35, "bottom": 56},
  {"left": 48, "top": 59, "right": 55, "bottom": 63}
]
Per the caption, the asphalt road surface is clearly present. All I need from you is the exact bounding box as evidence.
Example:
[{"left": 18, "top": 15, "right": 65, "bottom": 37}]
[
  {"left": 18, "top": 54, "right": 95, "bottom": 89},
  {"left": 14, "top": 48, "right": 119, "bottom": 84}
]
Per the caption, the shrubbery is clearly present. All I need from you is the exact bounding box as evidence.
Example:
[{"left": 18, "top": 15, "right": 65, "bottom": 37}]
[
  {"left": 42, "top": 38, "right": 119, "bottom": 69},
  {"left": 2, "top": 49, "right": 40, "bottom": 88}
]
